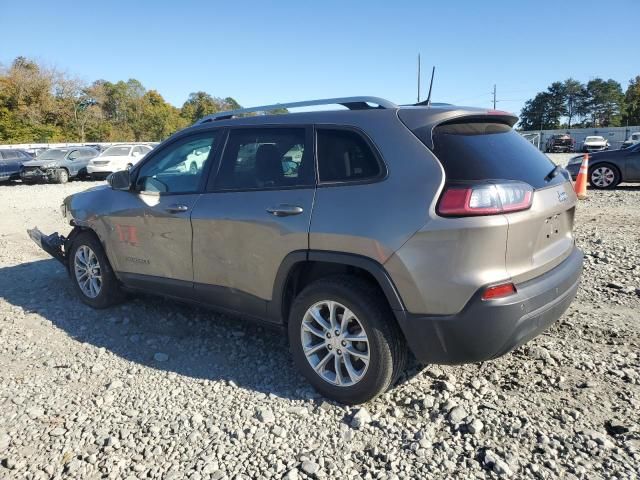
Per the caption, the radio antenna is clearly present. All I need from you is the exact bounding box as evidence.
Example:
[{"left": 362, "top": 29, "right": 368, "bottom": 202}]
[
  {"left": 425, "top": 66, "right": 435, "bottom": 106},
  {"left": 415, "top": 66, "right": 435, "bottom": 106}
]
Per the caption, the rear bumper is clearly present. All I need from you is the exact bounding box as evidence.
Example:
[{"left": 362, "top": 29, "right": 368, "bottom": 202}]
[{"left": 395, "top": 246, "right": 583, "bottom": 364}]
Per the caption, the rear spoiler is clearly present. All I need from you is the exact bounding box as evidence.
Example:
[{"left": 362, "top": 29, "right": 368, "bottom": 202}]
[{"left": 398, "top": 107, "right": 518, "bottom": 150}]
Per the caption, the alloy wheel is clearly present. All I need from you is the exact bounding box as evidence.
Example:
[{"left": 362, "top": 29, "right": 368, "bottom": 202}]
[
  {"left": 591, "top": 166, "right": 615, "bottom": 187},
  {"left": 300, "top": 300, "right": 370, "bottom": 387},
  {"left": 74, "top": 245, "right": 102, "bottom": 298}
]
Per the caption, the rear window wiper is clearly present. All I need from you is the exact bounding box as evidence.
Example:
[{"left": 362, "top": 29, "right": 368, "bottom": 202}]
[{"left": 545, "top": 165, "right": 563, "bottom": 182}]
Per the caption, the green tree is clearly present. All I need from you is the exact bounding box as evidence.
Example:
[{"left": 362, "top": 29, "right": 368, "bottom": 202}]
[
  {"left": 0, "top": 57, "right": 63, "bottom": 141},
  {"left": 562, "top": 78, "right": 587, "bottom": 128},
  {"left": 181, "top": 91, "right": 222, "bottom": 123},
  {"left": 622, "top": 76, "right": 640, "bottom": 126},
  {"left": 223, "top": 96, "right": 241, "bottom": 110},
  {"left": 583, "top": 78, "right": 625, "bottom": 127},
  {"left": 136, "top": 90, "right": 187, "bottom": 141},
  {"left": 519, "top": 92, "right": 562, "bottom": 130}
]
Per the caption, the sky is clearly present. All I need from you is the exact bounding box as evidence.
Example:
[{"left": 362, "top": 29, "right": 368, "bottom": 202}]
[{"left": 2, "top": 0, "right": 638, "bottom": 116}]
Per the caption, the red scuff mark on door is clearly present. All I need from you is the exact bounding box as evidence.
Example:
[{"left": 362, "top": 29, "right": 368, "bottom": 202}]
[{"left": 115, "top": 224, "right": 139, "bottom": 246}]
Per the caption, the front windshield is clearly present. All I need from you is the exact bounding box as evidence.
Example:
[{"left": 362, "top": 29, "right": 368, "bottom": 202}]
[
  {"left": 102, "top": 146, "right": 131, "bottom": 156},
  {"left": 35, "top": 149, "right": 67, "bottom": 160},
  {"left": 586, "top": 137, "right": 603, "bottom": 142}
]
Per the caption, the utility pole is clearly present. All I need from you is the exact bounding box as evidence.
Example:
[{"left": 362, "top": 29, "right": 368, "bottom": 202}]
[
  {"left": 492, "top": 84, "right": 497, "bottom": 109},
  {"left": 417, "top": 54, "right": 421, "bottom": 103}
]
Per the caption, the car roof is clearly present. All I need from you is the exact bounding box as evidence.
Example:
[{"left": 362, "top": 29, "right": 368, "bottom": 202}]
[{"left": 180, "top": 101, "right": 518, "bottom": 150}]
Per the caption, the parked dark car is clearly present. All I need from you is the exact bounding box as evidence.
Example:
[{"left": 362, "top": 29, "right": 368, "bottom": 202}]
[
  {"left": 0, "top": 149, "right": 34, "bottom": 182},
  {"left": 21, "top": 147, "right": 99, "bottom": 184},
  {"left": 545, "top": 134, "right": 574, "bottom": 153},
  {"left": 565, "top": 142, "right": 640, "bottom": 188}
]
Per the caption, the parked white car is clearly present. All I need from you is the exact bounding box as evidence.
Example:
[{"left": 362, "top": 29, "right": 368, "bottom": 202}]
[
  {"left": 172, "top": 145, "right": 212, "bottom": 174},
  {"left": 87, "top": 145, "right": 153, "bottom": 179},
  {"left": 582, "top": 136, "right": 609, "bottom": 153},
  {"left": 622, "top": 132, "right": 640, "bottom": 149}
]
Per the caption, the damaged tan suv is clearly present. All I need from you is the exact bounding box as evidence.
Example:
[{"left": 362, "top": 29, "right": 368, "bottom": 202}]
[{"left": 29, "top": 96, "right": 583, "bottom": 403}]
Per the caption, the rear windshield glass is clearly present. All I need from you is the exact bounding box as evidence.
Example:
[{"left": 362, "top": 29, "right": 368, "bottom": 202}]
[
  {"left": 102, "top": 146, "right": 131, "bottom": 156},
  {"left": 432, "top": 122, "right": 564, "bottom": 189}
]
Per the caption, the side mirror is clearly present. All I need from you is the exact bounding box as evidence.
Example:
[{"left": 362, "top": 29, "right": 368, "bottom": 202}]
[{"left": 108, "top": 169, "right": 131, "bottom": 191}]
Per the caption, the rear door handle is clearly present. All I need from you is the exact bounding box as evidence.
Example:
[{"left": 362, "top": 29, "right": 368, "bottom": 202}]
[
  {"left": 266, "top": 204, "right": 304, "bottom": 217},
  {"left": 166, "top": 204, "right": 189, "bottom": 213}
]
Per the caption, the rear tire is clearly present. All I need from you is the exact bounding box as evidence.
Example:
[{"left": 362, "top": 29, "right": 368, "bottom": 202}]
[
  {"left": 589, "top": 163, "right": 620, "bottom": 189},
  {"left": 288, "top": 275, "right": 407, "bottom": 404},
  {"left": 68, "top": 231, "right": 125, "bottom": 309}
]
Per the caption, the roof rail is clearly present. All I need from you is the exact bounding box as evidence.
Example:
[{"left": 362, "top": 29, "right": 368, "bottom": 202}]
[{"left": 196, "top": 96, "right": 397, "bottom": 124}]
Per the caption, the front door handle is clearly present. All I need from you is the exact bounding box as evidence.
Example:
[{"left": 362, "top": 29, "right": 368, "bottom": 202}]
[
  {"left": 266, "top": 204, "right": 304, "bottom": 217},
  {"left": 166, "top": 204, "right": 189, "bottom": 213}
]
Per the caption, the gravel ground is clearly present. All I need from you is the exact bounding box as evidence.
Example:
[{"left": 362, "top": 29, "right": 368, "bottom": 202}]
[{"left": 0, "top": 178, "right": 639, "bottom": 479}]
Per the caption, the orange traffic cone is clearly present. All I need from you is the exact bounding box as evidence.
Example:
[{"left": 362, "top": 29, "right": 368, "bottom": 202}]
[{"left": 574, "top": 153, "right": 589, "bottom": 200}]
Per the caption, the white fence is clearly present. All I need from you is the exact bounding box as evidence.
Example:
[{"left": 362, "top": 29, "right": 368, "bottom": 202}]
[{"left": 0, "top": 142, "right": 157, "bottom": 150}]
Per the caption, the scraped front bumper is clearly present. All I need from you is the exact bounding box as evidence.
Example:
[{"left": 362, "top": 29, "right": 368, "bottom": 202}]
[{"left": 27, "top": 228, "right": 70, "bottom": 265}]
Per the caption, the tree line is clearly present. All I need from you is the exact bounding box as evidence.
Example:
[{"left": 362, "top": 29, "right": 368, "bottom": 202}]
[
  {"left": 0, "top": 57, "right": 244, "bottom": 143},
  {"left": 519, "top": 76, "right": 640, "bottom": 131},
  {"left": 4, "top": 56, "right": 640, "bottom": 141}
]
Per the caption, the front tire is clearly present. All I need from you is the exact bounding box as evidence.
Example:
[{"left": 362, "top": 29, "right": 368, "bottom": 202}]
[
  {"left": 589, "top": 163, "right": 620, "bottom": 189},
  {"left": 288, "top": 275, "right": 407, "bottom": 404},
  {"left": 55, "top": 169, "right": 69, "bottom": 184},
  {"left": 68, "top": 231, "right": 125, "bottom": 309}
]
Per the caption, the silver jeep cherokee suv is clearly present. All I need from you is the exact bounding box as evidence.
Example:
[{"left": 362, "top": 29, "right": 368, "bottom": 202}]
[{"left": 29, "top": 97, "right": 583, "bottom": 404}]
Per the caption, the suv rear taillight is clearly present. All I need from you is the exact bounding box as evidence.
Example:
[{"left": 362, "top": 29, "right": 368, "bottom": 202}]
[{"left": 437, "top": 181, "right": 533, "bottom": 217}]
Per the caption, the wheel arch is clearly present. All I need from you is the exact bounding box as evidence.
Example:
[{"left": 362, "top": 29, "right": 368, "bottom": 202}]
[
  {"left": 65, "top": 224, "right": 119, "bottom": 277},
  {"left": 269, "top": 251, "right": 406, "bottom": 324}
]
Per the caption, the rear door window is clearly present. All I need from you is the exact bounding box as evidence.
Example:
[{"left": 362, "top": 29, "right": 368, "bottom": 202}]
[
  {"left": 213, "top": 128, "right": 313, "bottom": 190},
  {"left": 316, "top": 129, "right": 383, "bottom": 183},
  {"left": 432, "top": 122, "right": 563, "bottom": 189}
]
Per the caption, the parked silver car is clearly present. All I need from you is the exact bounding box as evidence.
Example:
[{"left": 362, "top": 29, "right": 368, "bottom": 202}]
[
  {"left": 29, "top": 97, "right": 583, "bottom": 403},
  {"left": 21, "top": 147, "right": 99, "bottom": 184}
]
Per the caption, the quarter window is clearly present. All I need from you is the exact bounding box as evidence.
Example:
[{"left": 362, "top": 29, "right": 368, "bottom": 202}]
[
  {"left": 214, "top": 128, "right": 312, "bottom": 190},
  {"left": 317, "top": 129, "right": 382, "bottom": 182},
  {"left": 136, "top": 132, "right": 218, "bottom": 194}
]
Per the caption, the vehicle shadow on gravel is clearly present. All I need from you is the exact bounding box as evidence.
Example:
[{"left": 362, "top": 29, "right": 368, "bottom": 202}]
[{"left": 0, "top": 258, "right": 317, "bottom": 400}]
